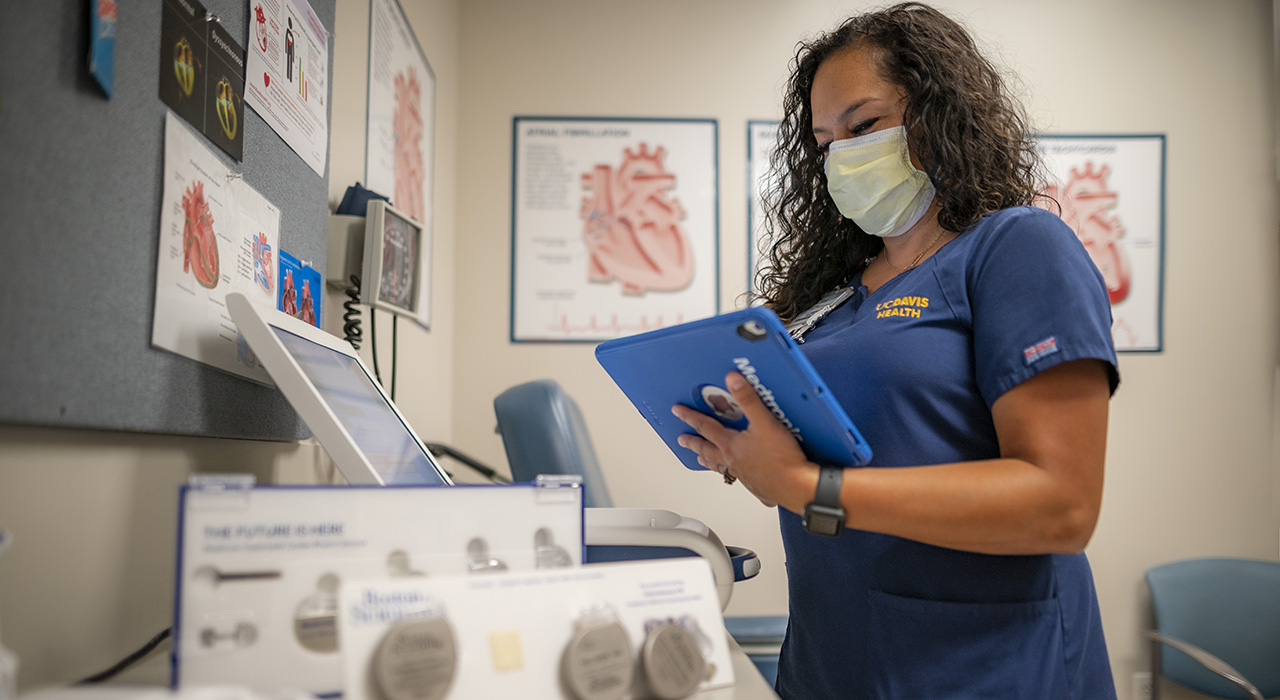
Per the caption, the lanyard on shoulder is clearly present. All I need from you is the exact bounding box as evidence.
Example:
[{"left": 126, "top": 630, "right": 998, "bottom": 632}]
[{"left": 785, "top": 286, "right": 857, "bottom": 344}]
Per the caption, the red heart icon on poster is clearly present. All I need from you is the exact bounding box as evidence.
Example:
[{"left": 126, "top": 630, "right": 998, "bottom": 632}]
[{"left": 264, "top": 73, "right": 271, "bottom": 87}]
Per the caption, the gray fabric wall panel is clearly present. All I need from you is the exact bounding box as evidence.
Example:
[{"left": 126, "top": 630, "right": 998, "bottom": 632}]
[{"left": 0, "top": 0, "right": 336, "bottom": 440}]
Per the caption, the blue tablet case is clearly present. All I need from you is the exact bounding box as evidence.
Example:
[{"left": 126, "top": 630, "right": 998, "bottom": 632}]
[{"left": 595, "top": 307, "right": 872, "bottom": 471}]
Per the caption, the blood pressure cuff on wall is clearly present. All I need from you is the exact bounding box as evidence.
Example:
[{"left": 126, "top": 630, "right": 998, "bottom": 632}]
[{"left": 336, "top": 182, "right": 390, "bottom": 216}]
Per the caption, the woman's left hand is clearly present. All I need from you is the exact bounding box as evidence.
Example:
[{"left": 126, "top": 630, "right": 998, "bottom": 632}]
[{"left": 672, "top": 371, "right": 814, "bottom": 509}]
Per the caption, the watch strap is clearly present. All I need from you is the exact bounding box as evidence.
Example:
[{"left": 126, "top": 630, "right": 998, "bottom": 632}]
[
  {"left": 814, "top": 466, "right": 843, "bottom": 507},
  {"left": 803, "top": 467, "right": 846, "bottom": 537}
]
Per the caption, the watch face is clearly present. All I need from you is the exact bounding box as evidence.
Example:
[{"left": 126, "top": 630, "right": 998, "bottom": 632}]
[{"left": 803, "top": 505, "right": 845, "bottom": 537}]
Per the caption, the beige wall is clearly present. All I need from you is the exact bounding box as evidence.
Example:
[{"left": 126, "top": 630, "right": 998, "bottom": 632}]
[
  {"left": 448, "top": 2, "right": 1279, "bottom": 699},
  {"left": 0, "top": 1, "right": 1276, "bottom": 698},
  {"left": 0, "top": 427, "right": 334, "bottom": 684}
]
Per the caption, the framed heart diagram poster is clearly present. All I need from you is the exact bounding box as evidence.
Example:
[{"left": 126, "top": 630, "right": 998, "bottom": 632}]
[
  {"left": 1037, "top": 134, "right": 1166, "bottom": 352},
  {"left": 511, "top": 117, "right": 719, "bottom": 342}
]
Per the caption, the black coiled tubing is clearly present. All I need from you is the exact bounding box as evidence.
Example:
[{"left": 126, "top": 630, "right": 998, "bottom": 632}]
[{"left": 343, "top": 274, "right": 363, "bottom": 349}]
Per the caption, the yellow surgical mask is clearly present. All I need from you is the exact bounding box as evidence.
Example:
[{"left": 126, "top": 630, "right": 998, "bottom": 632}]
[{"left": 824, "top": 126, "right": 935, "bottom": 238}]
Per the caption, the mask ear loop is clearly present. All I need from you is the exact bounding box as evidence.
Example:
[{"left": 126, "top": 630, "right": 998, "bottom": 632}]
[
  {"left": 881, "top": 127, "right": 940, "bottom": 240},
  {"left": 891, "top": 178, "right": 938, "bottom": 241},
  {"left": 899, "top": 116, "right": 945, "bottom": 201}
]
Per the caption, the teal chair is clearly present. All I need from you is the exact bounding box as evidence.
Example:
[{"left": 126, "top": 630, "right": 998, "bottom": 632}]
[
  {"left": 494, "top": 379, "right": 787, "bottom": 685},
  {"left": 1144, "top": 557, "right": 1280, "bottom": 700}
]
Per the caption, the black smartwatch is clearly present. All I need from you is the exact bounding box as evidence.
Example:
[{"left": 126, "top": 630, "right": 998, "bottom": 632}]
[{"left": 802, "top": 466, "right": 846, "bottom": 537}]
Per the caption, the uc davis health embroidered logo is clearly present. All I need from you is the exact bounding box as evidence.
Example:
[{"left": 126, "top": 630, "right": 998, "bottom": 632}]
[
  {"left": 875, "top": 295, "right": 929, "bottom": 319},
  {"left": 1023, "top": 337, "right": 1059, "bottom": 365}
]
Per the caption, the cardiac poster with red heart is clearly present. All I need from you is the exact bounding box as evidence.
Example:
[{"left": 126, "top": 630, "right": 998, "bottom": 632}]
[
  {"left": 512, "top": 118, "right": 719, "bottom": 342},
  {"left": 1035, "top": 135, "right": 1166, "bottom": 353},
  {"left": 153, "top": 112, "right": 281, "bottom": 382}
]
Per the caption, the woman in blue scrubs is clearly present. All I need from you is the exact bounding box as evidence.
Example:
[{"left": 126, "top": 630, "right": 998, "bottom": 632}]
[{"left": 673, "top": 4, "right": 1120, "bottom": 698}]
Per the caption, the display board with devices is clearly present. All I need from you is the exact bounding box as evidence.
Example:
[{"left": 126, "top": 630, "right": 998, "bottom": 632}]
[
  {"left": 174, "top": 477, "right": 585, "bottom": 695},
  {"left": 339, "top": 558, "right": 735, "bottom": 700},
  {"left": 596, "top": 307, "right": 873, "bottom": 472},
  {"left": 226, "top": 292, "right": 449, "bottom": 486}
]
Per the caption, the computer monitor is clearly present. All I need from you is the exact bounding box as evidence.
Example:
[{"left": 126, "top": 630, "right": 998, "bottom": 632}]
[
  {"left": 226, "top": 292, "right": 451, "bottom": 486},
  {"left": 362, "top": 199, "right": 428, "bottom": 322}
]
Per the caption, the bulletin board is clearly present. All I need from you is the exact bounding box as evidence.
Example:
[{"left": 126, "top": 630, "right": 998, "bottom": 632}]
[{"left": 0, "top": 0, "right": 335, "bottom": 440}]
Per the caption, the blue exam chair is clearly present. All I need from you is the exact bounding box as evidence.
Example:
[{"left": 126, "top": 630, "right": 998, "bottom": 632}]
[{"left": 1144, "top": 557, "right": 1280, "bottom": 700}]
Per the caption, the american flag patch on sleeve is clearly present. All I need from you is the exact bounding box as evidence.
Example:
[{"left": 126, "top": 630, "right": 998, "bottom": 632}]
[{"left": 1023, "top": 337, "right": 1059, "bottom": 365}]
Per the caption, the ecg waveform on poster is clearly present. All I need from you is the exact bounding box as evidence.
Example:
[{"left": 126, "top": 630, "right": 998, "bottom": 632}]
[{"left": 546, "top": 312, "right": 687, "bottom": 336}]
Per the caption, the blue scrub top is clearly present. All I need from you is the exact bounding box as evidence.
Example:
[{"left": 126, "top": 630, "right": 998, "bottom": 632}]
[{"left": 776, "top": 207, "right": 1120, "bottom": 700}]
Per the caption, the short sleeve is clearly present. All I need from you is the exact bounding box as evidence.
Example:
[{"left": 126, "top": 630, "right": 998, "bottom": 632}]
[{"left": 966, "top": 207, "right": 1120, "bottom": 407}]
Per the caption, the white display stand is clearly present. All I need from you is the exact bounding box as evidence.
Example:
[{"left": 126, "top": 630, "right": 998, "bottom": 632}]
[
  {"left": 340, "top": 558, "right": 734, "bottom": 700},
  {"left": 173, "top": 480, "right": 583, "bottom": 695}
]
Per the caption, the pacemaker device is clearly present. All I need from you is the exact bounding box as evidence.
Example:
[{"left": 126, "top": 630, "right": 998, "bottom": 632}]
[
  {"left": 595, "top": 307, "right": 873, "bottom": 471},
  {"left": 226, "top": 292, "right": 451, "bottom": 486}
]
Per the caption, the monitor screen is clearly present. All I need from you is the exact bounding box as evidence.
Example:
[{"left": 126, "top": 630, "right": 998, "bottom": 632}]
[{"left": 272, "top": 326, "right": 445, "bottom": 485}]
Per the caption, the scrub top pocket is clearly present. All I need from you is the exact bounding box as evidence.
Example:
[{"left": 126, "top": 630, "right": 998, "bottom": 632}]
[{"left": 865, "top": 589, "right": 1071, "bottom": 700}]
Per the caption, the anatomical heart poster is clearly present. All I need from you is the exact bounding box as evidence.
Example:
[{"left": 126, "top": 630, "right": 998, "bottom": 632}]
[
  {"left": 511, "top": 117, "right": 719, "bottom": 342},
  {"left": 1036, "top": 135, "right": 1166, "bottom": 352},
  {"left": 153, "top": 112, "right": 281, "bottom": 382},
  {"left": 365, "top": 0, "right": 434, "bottom": 330}
]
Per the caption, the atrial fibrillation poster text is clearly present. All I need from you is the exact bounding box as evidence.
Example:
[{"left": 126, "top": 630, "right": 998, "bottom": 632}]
[
  {"left": 365, "top": 0, "right": 435, "bottom": 329},
  {"left": 1036, "top": 134, "right": 1166, "bottom": 352},
  {"left": 511, "top": 118, "right": 719, "bottom": 342},
  {"left": 153, "top": 112, "right": 282, "bottom": 382},
  {"left": 245, "top": 0, "right": 329, "bottom": 177}
]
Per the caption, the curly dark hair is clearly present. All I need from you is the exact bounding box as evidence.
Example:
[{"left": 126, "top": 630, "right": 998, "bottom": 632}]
[{"left": 757, "top": 2, "right": 1046, "bottom": 322}]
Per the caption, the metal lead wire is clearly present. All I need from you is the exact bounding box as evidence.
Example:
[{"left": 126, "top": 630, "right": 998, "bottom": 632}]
[{"left": 787, "top": 286, "right": 856, "bottom": 343}]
